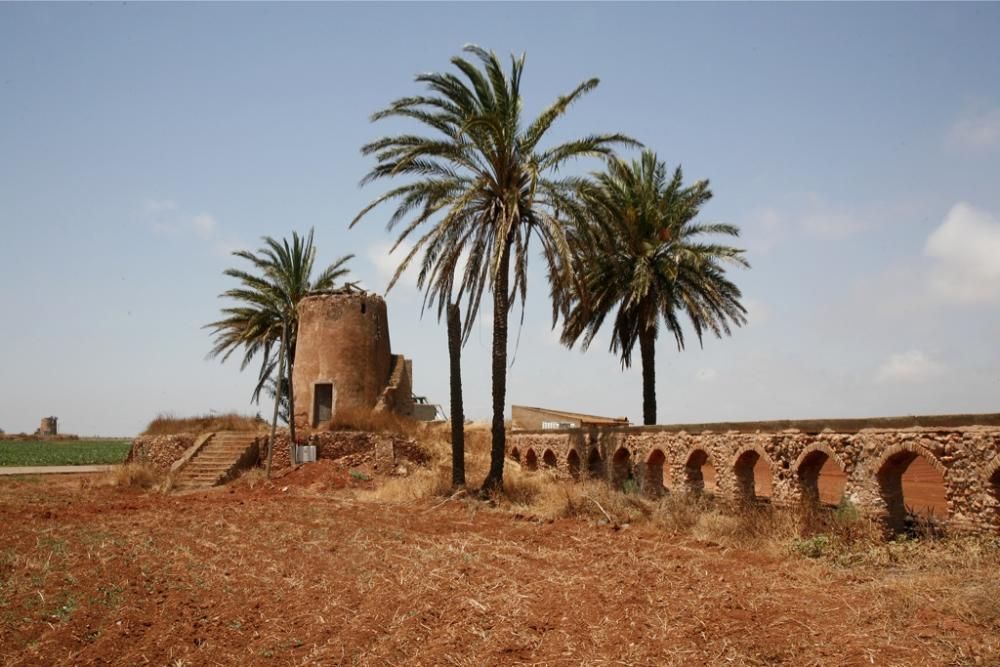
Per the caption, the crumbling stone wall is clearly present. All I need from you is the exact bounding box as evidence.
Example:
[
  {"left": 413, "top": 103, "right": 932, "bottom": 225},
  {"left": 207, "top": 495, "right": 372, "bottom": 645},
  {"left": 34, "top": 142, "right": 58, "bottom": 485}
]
[
  {"left": 374, "top": 355, "right": 414, "bottom": 417},
  {"left": 508, "top": 414, "right": 1000, "bottom": 535},
  {"left": 127, "top": 434, "right": 196, "bottom": 471},
  {"left": 256, "top": 430, "right": 426, "bottom": 473}
]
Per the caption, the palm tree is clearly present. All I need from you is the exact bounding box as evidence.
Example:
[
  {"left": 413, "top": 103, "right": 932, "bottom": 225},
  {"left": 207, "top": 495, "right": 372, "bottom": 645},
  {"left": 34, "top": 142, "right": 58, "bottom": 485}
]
[
  {"left": 352, "top": 45, "right": 636, "bottom": 492},
  {"left": 558, "top": 150, "right": 749, "bottom": 425},
  {"left": 205, "top": 229, "right": 353, "bottom": 461}
]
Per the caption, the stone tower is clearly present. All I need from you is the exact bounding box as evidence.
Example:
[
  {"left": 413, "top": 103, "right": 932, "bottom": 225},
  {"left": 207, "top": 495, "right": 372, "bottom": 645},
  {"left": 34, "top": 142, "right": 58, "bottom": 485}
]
[
  {"left": 37, "top": 416, "right": 58, "bottom": 437},
  {"left": 292, "top": 289, "right": 414, "bottom": 431}
]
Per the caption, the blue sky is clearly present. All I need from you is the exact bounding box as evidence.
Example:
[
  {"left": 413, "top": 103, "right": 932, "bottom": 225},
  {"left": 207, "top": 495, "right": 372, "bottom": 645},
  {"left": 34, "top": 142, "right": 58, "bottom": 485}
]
[{"left": 1, "top": 3, "right": 998, "bottom": 436}]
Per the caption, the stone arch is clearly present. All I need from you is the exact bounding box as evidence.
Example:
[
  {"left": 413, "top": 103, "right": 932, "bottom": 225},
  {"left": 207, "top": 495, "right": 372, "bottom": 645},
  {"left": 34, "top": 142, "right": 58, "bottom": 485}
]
[
  {"left": 509, "top": 447, "right": 521, "bottom": 463},
  {"left": 524, "top": 449, "right": 538, "bottom": 471},
  {"left": 645, "top": 449, "right": 667, "bottom": 497},
  {"left": 874, "top": 442, "right": 949, "bottom": 533},
  {"left": 612, "top": 447, "right": 632, "bottom": 487},
  {"left": 567, "top": 449, "right": 581, "bottom": 480},
  {"left": 731, "top": 445, "right": 775, "bottom": 502},
  {"left": 587, "top": 447, "right": 605, "bottom": 478},
  {"left": 794, "top": 443, "right": 847, "bottom": 506},
  {"left": 683, "top": 448, "right": 715, "bottom": 495},
  {"left": 542, "top": 449, "right": 557, "bottom": 468}
]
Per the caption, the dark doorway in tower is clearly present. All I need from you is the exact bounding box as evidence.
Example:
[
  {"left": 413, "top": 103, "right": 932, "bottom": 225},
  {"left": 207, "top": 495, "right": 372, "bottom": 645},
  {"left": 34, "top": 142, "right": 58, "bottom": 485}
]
[{"left": 313, "top": 383, "right": 334, "bottom": 426}]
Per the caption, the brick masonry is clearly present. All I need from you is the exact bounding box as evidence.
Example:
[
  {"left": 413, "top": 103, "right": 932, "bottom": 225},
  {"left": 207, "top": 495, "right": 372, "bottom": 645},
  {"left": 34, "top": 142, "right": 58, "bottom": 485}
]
[{"left": 508, "top": 414, "right": 1000, "bottom": 535}]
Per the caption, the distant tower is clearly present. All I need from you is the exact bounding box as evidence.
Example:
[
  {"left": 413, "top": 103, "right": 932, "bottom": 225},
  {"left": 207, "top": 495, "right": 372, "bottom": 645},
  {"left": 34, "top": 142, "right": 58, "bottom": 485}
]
[
  {"left": 37, "top": 416, "right": 58, "bottom": 437},
  {"left": 292, "top": 289, "right": 413, "bottom": 431}
]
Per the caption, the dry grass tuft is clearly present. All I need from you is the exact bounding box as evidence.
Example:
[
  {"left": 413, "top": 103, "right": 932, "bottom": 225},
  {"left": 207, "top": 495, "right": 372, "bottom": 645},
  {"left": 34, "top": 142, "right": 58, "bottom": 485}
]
[
  {"left": 142, "top": 412, "right": 266, "bottom": 436},
  {"left": 324, "top": 407, "right": 427, "bottom": 438},
  {"left": 233, "top": 467, "right": 269, "bottom": 490},
  {"left": 372, "top": 464, "right": 455, "bottom": 502},
  {"left": 95, "top": 463, "right": 165, "bottom": 490}
]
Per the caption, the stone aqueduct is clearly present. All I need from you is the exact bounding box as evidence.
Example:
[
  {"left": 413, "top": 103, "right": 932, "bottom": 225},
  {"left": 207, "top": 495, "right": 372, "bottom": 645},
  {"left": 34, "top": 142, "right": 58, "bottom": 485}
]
[{"left": 506, "top": 414, "right": 1000, "bottom": 534}]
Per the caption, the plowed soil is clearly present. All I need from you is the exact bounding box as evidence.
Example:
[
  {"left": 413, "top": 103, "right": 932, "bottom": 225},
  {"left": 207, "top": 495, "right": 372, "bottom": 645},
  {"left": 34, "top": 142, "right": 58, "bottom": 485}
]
[{"left": 0, "top": 468, "right": 996, "bottom": 666}]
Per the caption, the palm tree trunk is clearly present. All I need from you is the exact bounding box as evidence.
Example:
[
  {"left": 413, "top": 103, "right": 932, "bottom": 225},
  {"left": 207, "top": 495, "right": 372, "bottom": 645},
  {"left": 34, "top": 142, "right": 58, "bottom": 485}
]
[
  {"left": 447, "top": 302, "right": 465, "bottom": 488},
  {"left": 481, "top": 242, "right": 512, "bottom": 493},
  {"left": 639, "top": 327, "right": 656, "bottom": 426},
  {"left": 266, "top": 322, "right": 288, "bottom": 477},
  {"left": 286, "top": 349, "right": 296, "bottom": 462}
]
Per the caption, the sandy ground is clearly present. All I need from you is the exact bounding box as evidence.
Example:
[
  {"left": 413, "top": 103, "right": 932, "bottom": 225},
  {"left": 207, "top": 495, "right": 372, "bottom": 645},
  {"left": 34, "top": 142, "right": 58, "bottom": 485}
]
[{"left": 0, "top": 467, "right": 996, "bottom": 666}]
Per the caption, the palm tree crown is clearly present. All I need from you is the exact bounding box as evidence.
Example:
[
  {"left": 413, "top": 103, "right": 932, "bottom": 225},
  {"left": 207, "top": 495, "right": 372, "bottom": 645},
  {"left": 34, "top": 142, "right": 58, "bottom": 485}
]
[
  {"left": 559, "top": 150, "right": 749, "bottom": 425},
  {"left": 352, "top": 45, "right": 636, "bottom": 489},
  {"left": 205, "top": 229, "right": 353, "bottom": 408}
]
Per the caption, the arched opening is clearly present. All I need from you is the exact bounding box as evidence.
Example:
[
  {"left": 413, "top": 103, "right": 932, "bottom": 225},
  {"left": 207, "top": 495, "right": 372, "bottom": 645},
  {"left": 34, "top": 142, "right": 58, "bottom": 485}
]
[
  {"left": 797, "top": 448, "right": 847, "bottom": 506},
  {"left": 524, "top": 449, "right": 538, "bottom": 471},
  {"left": 587, "top": 448, "right": 605, "bottom": 478},
  {"left": 733, "top": 450, "right": 761, "bottom": 502},
  {"left": 732, "top": 448, "right": 774, "bottom": 502},
  {"left": 645, "top": 449, "right": 667, "bottom": 497},
  {"left": 877, "top": 448, "right": 948, "bottom": 533},
  {"left": 611, "top": 447, "right": 632, "bottom": 487},
  {"left": 567, "top": 449, "right": 581, "bottom": 480},
  {"left": 509, "top": 447, "right": 520, "bottom": 463},
  {"left": 542, "top": 449, "right": 557, "bottom": 468},
  {"left": 684, "top": 449, "right": 715, "bottom": 495}
]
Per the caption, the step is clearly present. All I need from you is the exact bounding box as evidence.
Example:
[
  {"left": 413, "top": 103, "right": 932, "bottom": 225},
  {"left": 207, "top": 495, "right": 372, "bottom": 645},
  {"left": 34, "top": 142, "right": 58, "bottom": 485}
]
[
  {"left": 176, "top": 476, "right": 222, "bottom": 483},
  {"left": 189, "top": 459, "right": 243, "bottom": 468},
  {"left": 193, "top": 455, "right": 247, "bottom": 463},
  {"left": 169, "top": 431, "right": 261, "bottom": 494}
]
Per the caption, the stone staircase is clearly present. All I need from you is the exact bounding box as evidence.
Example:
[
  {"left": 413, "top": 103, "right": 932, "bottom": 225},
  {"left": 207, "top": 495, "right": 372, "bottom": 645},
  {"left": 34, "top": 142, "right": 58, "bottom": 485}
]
[{"left": 170, "top": 431, "right": 260, "bottom": 491}]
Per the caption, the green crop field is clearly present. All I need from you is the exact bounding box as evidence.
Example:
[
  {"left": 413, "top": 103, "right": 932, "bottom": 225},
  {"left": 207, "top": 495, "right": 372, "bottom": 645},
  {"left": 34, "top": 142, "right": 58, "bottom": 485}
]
[{"left": 0, "top": 440, "right": 131, "bottom": 467}]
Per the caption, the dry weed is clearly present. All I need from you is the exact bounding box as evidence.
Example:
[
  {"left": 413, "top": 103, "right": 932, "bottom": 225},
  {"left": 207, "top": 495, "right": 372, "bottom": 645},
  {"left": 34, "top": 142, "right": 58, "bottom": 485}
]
[
  {"left": 233, "top": 467, "right": 269, "bottom": 490},
  {"left": 142, "top": 412, "right": 265, "bottom": 436},
  {"left": 92, "top": 463, "right": 164, "bottom": 490},
  {"left": 324, "top": 407, "right": 430, "bottom": 439},
  {"left": 371, "top": 465, "right": 454, "bottom": 502}
]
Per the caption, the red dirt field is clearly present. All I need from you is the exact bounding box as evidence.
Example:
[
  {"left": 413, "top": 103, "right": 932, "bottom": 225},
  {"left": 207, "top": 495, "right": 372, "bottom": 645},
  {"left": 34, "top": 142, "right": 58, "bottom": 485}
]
[{"left": 1, "top": 468, "right": 997, "bottom": 666}]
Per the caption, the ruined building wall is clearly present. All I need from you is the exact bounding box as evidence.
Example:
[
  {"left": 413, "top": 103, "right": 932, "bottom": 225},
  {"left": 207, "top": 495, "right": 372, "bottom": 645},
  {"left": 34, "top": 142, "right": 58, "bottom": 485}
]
[
  {"left": 292, "top": 292, "right": 413, "bottom": 430},
  {"left": 508, "top": 414, "right": 1000, "bottom": 535}
]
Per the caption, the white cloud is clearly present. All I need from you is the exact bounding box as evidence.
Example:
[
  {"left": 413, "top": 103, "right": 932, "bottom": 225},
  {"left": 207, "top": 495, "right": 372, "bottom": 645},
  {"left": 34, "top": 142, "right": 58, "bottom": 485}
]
[
  {"left": 191, "top": 213, "right": 217, "bottom": 239},
  {"left": 143, "top": 199, "right": 177, "bottom": 216},
  {"left": 875, "top": 350, "right": 944, "bottom": 383},
  {"left": 924, "top": 203, "right": 1000, "bottom": 304},
  {"left": 140, "top": 199, "right": 239, "bottom": 256},
  {"left": 947, "top": 107, "right": 1000, "bottom": 152},
  {"left": 742, "top": 208, "right": 783, "bottom": 254},
  {"left": 799, "top": 210, "right": 865, "bottom": 239},
  {"left": 743, "top": 195, "right": 881, "bottom": 251},
  {"left": 695, "top": 368, "right": 718, "bottom": 382},
  {"left": 367, "top": 240, "right": 420, "bottom": 291}
]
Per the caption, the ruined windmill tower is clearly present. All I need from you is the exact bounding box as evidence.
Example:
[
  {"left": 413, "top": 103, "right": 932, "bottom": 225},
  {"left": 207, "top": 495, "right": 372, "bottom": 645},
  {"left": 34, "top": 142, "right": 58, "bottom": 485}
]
[
  {"left": 37, "top": 416, "right": 58, "bottom": 437},
  {"left": 291, "top": 288, "right": 414, "bottom": 431}
]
